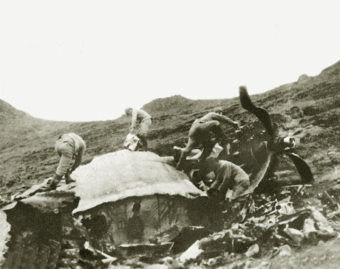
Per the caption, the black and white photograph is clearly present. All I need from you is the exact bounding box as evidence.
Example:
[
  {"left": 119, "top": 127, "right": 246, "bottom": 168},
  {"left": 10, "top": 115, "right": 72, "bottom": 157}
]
[{"left": 0, "top": 1, "right": 340, "bottom": 268}]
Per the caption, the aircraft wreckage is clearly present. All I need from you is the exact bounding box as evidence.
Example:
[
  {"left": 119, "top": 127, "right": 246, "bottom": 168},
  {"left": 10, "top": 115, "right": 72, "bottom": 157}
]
[{"left": 0, "top": 87, "right": 314, "bottom": 268}]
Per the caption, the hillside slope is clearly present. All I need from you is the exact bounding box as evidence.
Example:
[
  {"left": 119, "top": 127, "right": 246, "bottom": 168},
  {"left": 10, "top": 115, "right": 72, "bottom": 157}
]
[{"left": 0, "top": 60, "right": 340, "bottom": 198}]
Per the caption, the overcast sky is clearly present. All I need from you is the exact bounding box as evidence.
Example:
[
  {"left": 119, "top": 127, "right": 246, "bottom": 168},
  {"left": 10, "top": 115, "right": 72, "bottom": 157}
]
[{"left": 0, "top": 0, "right": 339, "bottom": 121}]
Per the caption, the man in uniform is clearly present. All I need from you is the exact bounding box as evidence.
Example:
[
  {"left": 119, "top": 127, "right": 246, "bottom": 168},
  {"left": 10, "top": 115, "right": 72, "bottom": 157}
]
[
  {"left": 176, "top": 107, "right": 239, "bottom": 169},
  {"left": 200, "top": 157, "right": 250, "bottom": 201},
  {"left": 125, "top": 107, "right": 152, "bottom": 150},
  {"left": 46, "top": 132, "right": 86, "bottom": 189}
]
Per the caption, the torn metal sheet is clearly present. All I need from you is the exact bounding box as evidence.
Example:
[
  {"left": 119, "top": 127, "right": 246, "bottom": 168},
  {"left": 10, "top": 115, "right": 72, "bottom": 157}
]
[
  {"left": 71, "top": 150, "right": 205, "bottom": 214},
  {"left": 19, "top": 190, "right": 77, "bottom": 214},
  {"left": 118, "top": 242, "right": 174, "bottom": 256}
]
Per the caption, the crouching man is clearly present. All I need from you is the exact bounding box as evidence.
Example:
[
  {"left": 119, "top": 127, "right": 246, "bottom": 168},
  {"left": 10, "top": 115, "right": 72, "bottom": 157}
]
[
  {"left": 200, "top": 158, "right": 250, "bottom": 201},
  {"left": 46, "top": 133, "right": 86, "bottom": 189}
]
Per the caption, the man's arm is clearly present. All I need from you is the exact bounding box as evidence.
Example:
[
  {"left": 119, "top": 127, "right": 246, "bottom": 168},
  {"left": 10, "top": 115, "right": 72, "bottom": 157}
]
[
  {"left": 232, "top": 180, "right": 250, "bottom": 200},
  {"left": 72, "top": 145, "right": 85, "bottom": 171},
  {"left": 207, "top": 169, "right": 226, "bottom": 197}
]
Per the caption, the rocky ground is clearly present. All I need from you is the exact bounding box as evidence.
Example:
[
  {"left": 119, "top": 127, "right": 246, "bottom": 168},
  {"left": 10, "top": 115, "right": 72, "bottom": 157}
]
[{"left": 0, "top": 60, "right": 340, "bottom": 268}]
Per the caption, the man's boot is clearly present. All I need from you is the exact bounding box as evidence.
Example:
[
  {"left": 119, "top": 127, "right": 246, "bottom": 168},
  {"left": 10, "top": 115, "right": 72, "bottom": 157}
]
[
  {"left": 65, "top": 173, "right": 76, "bottom": 184},
  {"left": 40, "top": 175, "right": 61, "bottom": 191}
]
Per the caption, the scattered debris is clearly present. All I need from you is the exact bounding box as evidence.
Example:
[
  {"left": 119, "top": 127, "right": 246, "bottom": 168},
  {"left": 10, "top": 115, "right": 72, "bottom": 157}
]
[
  {"left": 171, "top": 226, "right": 212, "bottom": 254},
  {"left": 179, "top": 240, "right": 202, "bottom": 264},
  {"left": 175, "top": 185, "right": 339, "bottom": 267},
  {"left": 273, "top": 244, "right": 292, "bottom": 257},
  {"left": 245, "top": 243, "right": 260, "bottom": 257},
  {"left": 283, "top": 226, "right": 304, "bottom": 245}
]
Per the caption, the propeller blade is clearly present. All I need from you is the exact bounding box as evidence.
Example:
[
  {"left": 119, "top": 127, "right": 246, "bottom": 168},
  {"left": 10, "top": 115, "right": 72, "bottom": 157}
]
[
  {"left": 286, "top": 152, "right": 314, "bottom": 183},
  {"left": 243, "top": 150, "right": 274, "bottom": 195},
  {"left": 239, "top": 86, "right": 275, "bottom": 137}
]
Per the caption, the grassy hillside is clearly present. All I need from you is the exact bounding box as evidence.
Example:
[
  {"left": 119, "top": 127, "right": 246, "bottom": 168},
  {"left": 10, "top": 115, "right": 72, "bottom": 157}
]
[{"left": 0, "top": 60, "right": 340, "bottom": 199}]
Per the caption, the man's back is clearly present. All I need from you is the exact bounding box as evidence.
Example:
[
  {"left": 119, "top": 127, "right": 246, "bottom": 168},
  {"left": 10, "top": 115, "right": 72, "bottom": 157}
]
[
  {"left": 134, "top": 108, "right": 151, "bottom": 121},
  {"left": 199, "top": 112, "right": 222, "bottom": 122},
  {"left": 59, "top": 133, "right": 86, "bottom": 153},
  {"left": 198, "top": 112, "right": 237, "bottom": 127},
  {"left": 218, "top": 160, "right": 248, "bottom": 178}
]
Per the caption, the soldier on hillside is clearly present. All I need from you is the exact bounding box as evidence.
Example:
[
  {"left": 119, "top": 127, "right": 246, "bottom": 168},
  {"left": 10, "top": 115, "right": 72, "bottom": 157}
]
[
  {"left": 176, "top": 107, "right": 239, "bottom": 169},
  {"left": 45, "top": 132, "right": 86, "bottom": 189},
  {"left": 125, "top": 107, "right": 152, "bottom": 151}
]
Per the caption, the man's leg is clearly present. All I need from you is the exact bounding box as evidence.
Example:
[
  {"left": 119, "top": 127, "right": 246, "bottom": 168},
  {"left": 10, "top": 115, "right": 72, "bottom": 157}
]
[
  {"left": 199, "top": 140, "right": 216, "bottom": 162},
  {"left": 65, "top": 172, "right": 76, "bottom": 184},
  {"left": 210, "top": 123, "right": 228, "bottom": 144},
  {"left": 50, "top": 143, "right": 75, "bottom": 188},
  {"left": 138, "top": 118, "right": 151, "bottom": 151},
  {"left": 47, "top": 174, "right": 62, "bottom": 190},
  {"left": 176, "top": 137, "right": 197, "bottom": 170},
  {"left": 196, "top": 120, "right": 226, "bottom": 144}
]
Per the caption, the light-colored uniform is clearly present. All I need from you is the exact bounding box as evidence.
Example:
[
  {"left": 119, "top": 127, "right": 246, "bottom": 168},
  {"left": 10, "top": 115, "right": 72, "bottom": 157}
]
[
  {"left": 55, "top": 133, "right": 86, "bottom": 177},
  {"left": 205, "top": 160, "right": 249, "bottom": 200},
  {"left": 176, "top": 112, "right": 238, "bottom": 169},
  {"left": 130, "top": 108, "right": 152, "bottom": 138},
  {"left": 188, "top": 112, "right": 235, "bottom": 143}
]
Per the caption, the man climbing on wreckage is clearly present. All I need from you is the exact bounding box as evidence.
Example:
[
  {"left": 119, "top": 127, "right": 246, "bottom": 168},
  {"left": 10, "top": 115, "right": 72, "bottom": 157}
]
[
  {"left": 125, "top": 107, "right": 152, "bottom": 151},
  {"left": 176, "top": 107, "right": 240, "bottom": 170},
  {"left": 199, "top": 157, "right": 250, "bottom": 201},
  {"left": 43, "top": 132, "right": 86, "bottom": 190}
]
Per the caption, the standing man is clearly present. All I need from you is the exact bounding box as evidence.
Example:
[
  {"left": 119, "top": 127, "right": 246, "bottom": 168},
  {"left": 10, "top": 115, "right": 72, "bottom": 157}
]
[
  {"left": 46, "top": 132, "right": 86, "bottom": 189},
  {"left": 201, "top": 158, "right": 250, "bottom": 201},
  {"left": 176, "top": 107, "right": 239, "bottom": 169},
  {"left": 125, "top": 107, "right": 152, "bottom": 151}
]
